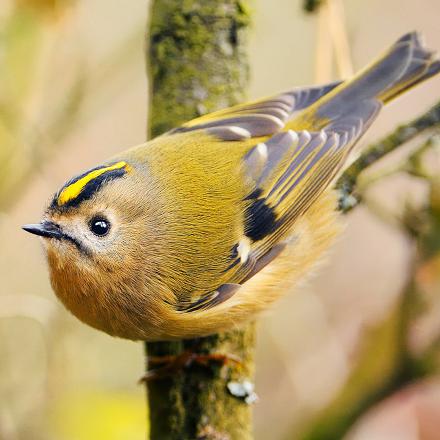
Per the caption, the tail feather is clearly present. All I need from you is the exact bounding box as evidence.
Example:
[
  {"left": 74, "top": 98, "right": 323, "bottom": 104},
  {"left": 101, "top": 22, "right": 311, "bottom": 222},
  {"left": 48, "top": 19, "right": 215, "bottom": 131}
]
[
  {"left": 379, "top": 32, "right": 440, "bottom": 102},
  {"left": 292, "top": 32, "right": 440, "bottom": 131},
  {"left": 382, "top": 57, "right": 440, "bottom": 102}
]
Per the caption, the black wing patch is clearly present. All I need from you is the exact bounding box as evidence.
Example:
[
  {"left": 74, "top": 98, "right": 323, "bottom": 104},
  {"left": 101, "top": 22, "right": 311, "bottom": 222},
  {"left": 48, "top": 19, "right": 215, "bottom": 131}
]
[
  {"left": 180, "top": 100, "right": 382, "bottom": 314},
  {"left": 244, "top": 198, "right": 277, "bottom": 242}
]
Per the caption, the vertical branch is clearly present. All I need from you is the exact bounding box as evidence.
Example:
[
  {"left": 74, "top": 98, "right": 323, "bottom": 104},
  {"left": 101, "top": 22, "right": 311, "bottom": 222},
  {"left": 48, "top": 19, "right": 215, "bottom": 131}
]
[
  {"left": 146, "top": 0, "right": 251, "bottom": 138},
  {"left": 144, "top": 1, "right": 254, "bottom": 439}
]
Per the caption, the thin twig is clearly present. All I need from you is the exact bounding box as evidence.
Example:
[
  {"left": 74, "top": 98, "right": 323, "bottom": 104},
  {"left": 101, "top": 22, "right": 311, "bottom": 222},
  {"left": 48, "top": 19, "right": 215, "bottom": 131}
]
[
  {"left": 336, "top": 99, "right": 440, "bottom": 212},
  {"left": 327, "top": 0, "right": 353, "bottom": 78},
  {"left": 314, "top": 2, "right": 333, "bottom": 83}
]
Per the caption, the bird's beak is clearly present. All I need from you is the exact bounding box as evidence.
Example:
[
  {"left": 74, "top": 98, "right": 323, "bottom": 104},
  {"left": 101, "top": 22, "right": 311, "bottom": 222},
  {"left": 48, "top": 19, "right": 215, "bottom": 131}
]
[{"left": 22, "top": 221, "right": 64, "bottom": 239}]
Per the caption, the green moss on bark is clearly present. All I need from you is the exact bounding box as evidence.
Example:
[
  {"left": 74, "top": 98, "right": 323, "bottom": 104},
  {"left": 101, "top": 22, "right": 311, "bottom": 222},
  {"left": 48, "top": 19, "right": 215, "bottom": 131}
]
[
  {"left": 146, "top": 328, "right": 256, "bottom": 440},
  {"left": 147, "top": 0, "right": 251, "bottom": 137},
  {"left": 145, "top": 1, "right": 254, "bottom": 439}
]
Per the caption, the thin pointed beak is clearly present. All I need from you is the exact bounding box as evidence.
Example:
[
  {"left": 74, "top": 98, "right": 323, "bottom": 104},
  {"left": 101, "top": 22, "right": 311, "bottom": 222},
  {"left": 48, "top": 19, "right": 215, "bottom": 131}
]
[{"left": 22, "top": 221, "right": 63, "bottom": 239}]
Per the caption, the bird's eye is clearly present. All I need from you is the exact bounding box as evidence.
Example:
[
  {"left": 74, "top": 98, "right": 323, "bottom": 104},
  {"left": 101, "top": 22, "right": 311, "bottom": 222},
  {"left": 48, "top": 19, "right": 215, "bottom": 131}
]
[{"left": 89, "top": 216, "right": 110, "bottom": 237}]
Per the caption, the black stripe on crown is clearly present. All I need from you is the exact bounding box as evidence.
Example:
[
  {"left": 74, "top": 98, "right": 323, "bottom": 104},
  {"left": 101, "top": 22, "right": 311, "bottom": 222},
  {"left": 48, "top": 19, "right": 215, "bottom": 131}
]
[{"left": 50, "top": 163, "right": 128, "bottom": 210}]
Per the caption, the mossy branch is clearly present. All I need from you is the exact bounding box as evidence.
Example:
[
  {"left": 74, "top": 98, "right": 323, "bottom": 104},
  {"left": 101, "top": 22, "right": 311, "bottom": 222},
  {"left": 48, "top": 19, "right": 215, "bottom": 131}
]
[
  {"left": 145, "top": 1, "right": 254, "bottom": 439},
  {"left": 144, "top": 2, "right": 440, "bottom": 438}
]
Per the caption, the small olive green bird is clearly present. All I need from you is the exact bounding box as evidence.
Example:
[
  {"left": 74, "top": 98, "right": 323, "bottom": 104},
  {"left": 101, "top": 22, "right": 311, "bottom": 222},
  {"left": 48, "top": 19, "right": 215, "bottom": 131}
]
[{"left": 24, "top": 32, "right": 440, "bottom": 341}]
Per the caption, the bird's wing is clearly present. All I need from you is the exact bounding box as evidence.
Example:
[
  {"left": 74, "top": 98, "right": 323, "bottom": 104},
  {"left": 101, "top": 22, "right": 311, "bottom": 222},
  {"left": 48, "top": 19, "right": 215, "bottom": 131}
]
[
  {"left": 233, "top": 99, "right": 381, "bottom": 271},
  {"left": 163, "top": 81, "right": 342, "bottom": 140},
  {"left": 177, "top": 99, "right": 381, "bottom": 312},
  {"left": 173, "top": 32, "right": 440, "bottom": 312}
]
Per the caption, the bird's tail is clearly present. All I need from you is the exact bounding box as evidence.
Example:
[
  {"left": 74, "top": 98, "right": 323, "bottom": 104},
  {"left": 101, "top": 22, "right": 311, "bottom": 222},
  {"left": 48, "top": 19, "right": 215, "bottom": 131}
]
[
  {"left": 374, "top": 32, "right": 440, "bottom": 103},
  {"left": 291, "top": 32, "right": 440, "bottom": 130}
]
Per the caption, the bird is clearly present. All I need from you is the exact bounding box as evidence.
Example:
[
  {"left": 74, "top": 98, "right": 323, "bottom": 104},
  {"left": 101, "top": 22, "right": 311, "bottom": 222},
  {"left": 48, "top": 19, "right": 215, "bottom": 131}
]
[{"left": 23, "top": 32, "right": 440, "bottom": 342}]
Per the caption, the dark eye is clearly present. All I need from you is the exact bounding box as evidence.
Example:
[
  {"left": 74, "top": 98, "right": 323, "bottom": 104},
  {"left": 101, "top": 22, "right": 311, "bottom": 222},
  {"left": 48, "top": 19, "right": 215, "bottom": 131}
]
[{"left": 89, "top": 216, "right": 110, "bottom": 236}]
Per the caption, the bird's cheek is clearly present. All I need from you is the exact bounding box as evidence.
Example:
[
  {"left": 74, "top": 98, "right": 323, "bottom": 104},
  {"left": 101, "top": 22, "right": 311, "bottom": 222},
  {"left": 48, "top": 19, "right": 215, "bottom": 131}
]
[
  {"left": 46, "top": 238, "right": 87, "bottom": 272},
  {"left": 44, "top": 238, "right": 66, "bottom": 257},
  {"left": 46, "top": 244, "right": 72, "bottom": 272}
]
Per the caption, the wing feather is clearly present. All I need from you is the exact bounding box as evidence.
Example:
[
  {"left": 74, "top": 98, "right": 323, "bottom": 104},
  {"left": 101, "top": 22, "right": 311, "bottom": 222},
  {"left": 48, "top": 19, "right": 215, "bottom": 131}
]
[
  {"left": 172, "top": 32, "right": 440, "bottom": 312},
  {"left": 180, "top": 99, "right": 381, "bottom": 313},
  {"left": 166, "top": 82, "right": 342, "bottom": 140},
  {"left": 226, "top": 99, "right": 382, "bottom": 285}
]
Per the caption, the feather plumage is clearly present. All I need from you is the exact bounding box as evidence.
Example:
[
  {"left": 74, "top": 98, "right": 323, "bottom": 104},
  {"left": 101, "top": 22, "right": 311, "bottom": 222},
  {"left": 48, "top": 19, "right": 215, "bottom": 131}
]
[
  {"left": 29, "top": 32, "right": 440, "bottom": 340},
  {"left": 151, "top": 31, "right": 439, "bottom": 316}
]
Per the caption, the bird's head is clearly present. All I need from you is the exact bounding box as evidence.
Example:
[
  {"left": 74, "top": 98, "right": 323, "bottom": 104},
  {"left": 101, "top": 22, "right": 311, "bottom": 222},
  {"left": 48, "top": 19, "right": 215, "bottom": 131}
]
[{"left": 22, "top": 160, "right": 162, "bottom": 284}]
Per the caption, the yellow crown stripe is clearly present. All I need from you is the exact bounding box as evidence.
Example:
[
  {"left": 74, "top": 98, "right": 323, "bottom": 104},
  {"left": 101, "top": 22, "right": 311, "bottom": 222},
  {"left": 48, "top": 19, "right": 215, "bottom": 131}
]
[{"left": 57, "top": 161, "right": 130, "bottom": 206}]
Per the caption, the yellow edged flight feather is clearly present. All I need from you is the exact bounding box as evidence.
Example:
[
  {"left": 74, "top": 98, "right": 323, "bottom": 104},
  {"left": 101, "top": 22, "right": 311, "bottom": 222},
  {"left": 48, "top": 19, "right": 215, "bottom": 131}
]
[{"left": 24, "top": 32, "right": 440, "bottom": 340}]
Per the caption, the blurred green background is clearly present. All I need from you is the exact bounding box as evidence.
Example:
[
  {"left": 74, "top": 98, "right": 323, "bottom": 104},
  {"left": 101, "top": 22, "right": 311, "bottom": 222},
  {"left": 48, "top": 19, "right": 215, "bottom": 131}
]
[{"left": 1, "top": 0, "right": 440, "bottom": 439}]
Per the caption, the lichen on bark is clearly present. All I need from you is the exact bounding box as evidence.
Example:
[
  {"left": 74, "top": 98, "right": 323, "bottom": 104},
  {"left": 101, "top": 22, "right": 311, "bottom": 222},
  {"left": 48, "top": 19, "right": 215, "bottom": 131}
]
[
  {"left": 145, "top": 1, "right": 254, "bottom": 439},
  {"left": 147, "top": 0, "right": 251, "bottom": 138}
]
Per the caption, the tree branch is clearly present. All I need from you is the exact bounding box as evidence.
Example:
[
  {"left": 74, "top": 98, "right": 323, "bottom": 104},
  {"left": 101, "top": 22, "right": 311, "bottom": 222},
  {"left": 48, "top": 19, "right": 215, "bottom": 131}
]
[
  {"left": 336, "top": 99, "right": 440, "bottom": 212},
  {"left": 144, "top": 2, "right": 254, "bottom": 439}
]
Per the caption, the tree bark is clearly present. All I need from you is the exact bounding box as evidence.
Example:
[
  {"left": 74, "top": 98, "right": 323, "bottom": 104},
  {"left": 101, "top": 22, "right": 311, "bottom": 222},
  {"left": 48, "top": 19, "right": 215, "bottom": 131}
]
[{"left": 144, "top": 1, "right": 254, "bottom": 439}]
